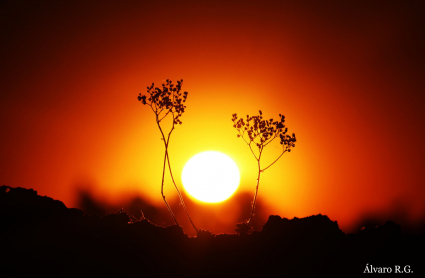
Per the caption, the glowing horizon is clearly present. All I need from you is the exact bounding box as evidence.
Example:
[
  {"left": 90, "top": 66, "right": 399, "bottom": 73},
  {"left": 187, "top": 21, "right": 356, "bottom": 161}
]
[{"left": 1, "top": 1, "right": 424, "bottom": 236}]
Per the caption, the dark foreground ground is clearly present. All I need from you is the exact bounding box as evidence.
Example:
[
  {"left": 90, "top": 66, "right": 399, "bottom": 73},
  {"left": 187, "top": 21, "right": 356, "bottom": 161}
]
[{"left": 1, "top": 185, "right": 424, "bottom": 278}]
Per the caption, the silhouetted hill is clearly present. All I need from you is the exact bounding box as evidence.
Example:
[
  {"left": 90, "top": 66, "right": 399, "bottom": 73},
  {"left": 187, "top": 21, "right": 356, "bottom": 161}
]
[{"left": 1, "top": 185, "right": 423, "bottom": 277}]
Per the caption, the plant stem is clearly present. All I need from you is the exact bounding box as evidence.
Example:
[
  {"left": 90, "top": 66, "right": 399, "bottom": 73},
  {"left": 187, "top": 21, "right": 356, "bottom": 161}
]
[
  {"left": 156, "top": 113, "right": 198, "bottom": 233},
  {"left": 157, "top": 116, "right": 179, "bottom": 226},
  {"left": 165, "top": 118, "right": 198, "bottom": 233},
  {"left": 165, "top": 150, "right": 198, "bottom": 233},
  {"left": 160, "top": 141, "right": 179, "bottom": 226},
  {"left": 248, "top": 149, "right": 262, "bottom": 226}
]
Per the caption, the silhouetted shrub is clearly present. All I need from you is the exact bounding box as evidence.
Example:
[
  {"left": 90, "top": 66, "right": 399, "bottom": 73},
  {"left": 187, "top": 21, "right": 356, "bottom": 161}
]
[
  {"left": 231, "top": 110, "right": 296, "bottom": 229},
  {"left": 138, "top": 79, "right": 197, "bottom": 233}
]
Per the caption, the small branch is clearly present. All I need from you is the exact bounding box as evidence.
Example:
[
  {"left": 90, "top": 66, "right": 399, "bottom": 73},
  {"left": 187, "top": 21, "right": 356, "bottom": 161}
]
[
  {"left": 149, "top": 104, "right": 156, "bottom": 114},
  {"left": 263, "top": 133, "right": 278, "bottom": 147},
  {"left": 261, "top": 149, "right": 287, "bottom": 172},
  {"left": 252, "top": 132, "right": 260, "bottom": 142},
  {"left": 158, "top": 108, "right": 171, "bottom": 122},
  {"left": 153, "top": 99, "right": 158, "bottom": 112},
  {"left": 248, "top": 143, "right": 259, "bottom": 161}
]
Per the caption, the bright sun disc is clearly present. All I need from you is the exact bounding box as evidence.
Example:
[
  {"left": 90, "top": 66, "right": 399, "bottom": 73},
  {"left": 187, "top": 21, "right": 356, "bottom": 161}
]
[{"left": 182, "top": 151, "right": 240, "bottom": 203}]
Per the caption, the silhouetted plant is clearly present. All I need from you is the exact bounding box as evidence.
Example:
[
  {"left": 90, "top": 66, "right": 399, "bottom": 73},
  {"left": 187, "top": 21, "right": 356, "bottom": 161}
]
[
  {"left": 138, "top": 79, "right": 198, "bottom": 233},
  {"left": 235, "top": 221, "right": 253, "bottom": 236},
  {"left": 232, "top": 110, "right": 296, "bottom": 231}
]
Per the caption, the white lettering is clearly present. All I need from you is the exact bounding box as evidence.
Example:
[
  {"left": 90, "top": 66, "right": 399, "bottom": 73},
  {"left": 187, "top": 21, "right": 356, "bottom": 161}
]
[
  {"left": 364, "top": 264, "right": 400, "bottom": 274},
  {"left": 364, "top": 264, "right": 372, "bottom": 273},
  {"left": 395, "top": 265, "right": 402, "bottom": 273},
  {"left": 404, "top": 265, "right": 411, "bottom": 273}
]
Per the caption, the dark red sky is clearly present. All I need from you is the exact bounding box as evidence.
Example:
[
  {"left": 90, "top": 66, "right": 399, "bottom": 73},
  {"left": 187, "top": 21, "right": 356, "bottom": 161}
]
[{"left": 1, "top": 0, "right": 425, "bottom": 234}]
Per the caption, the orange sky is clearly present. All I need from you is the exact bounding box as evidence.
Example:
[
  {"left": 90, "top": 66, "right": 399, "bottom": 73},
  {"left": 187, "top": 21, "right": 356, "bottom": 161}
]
[{"left": 1, "top": 0, "right": 425, "bottom": 235}]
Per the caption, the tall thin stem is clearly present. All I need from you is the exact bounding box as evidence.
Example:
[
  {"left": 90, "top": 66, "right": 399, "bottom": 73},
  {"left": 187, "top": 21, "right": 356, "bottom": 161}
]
[
  {"left": 262, "top": 149, "right": 287, "bottom": 172},
  {"left": 232, "top": 111, "right": 296, "bottom": 229},
  {"left": 156, "top": 116, "right": 179, "bottom": 226},
  {"left": 165, "top": 149, "right": 198, "bottom": 233},
  {"left": 161, "top": 147, "right": 179, "bottom": 226},
  {"left": 166, "top": 115, "right": 198, "bottom": 233},
  {"left": 248, "top": 148, "right": 262, "bottom": 226},
  {"left": 139, "top": 80, "right": 196, "bottom": 231},
  {"left": 157, "top": 113, "right": 198, "bottom": 233}
]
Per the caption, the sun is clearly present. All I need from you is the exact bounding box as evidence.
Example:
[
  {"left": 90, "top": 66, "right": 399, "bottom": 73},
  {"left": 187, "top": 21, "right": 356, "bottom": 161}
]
[{"left": 181, "top": 151, "right": 240, "bottom": 203}]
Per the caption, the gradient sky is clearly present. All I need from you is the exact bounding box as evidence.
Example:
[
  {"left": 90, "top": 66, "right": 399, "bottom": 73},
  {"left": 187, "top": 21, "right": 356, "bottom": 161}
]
[{"left": 1, "top": 0, "right": 425, "bottom": 234}]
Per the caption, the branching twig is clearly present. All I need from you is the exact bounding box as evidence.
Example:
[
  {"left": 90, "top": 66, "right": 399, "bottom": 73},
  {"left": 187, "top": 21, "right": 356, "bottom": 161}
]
[
  {"left": 138, "top": 79, "right": 197, "bottom": 233},
  {"left": 232, "top": 110, "right": 296, "bottom": 229}
]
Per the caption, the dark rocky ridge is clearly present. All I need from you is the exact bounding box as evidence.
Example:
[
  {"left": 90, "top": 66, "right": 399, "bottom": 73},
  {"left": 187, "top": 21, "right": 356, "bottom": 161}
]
[{"left": 1, "top": 185, "right": 423, "bottom": 277}]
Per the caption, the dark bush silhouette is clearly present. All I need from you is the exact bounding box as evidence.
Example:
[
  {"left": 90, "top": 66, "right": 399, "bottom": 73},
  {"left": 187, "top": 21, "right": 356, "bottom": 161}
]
[
  {"left": 1, "top": 185, "right": 424, "bottom": 277},
  {"left": 138, "top": 79, "right": 197, "bottom": 233},
  {"left": 232, "top": 110, "right": 296, "bottom": 232}
]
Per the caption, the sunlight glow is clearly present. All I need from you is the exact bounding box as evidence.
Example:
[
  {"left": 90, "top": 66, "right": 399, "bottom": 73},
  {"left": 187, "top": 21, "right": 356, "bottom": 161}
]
[{"left": 182, "top": 151, "right": 240, "bottom": 203}]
